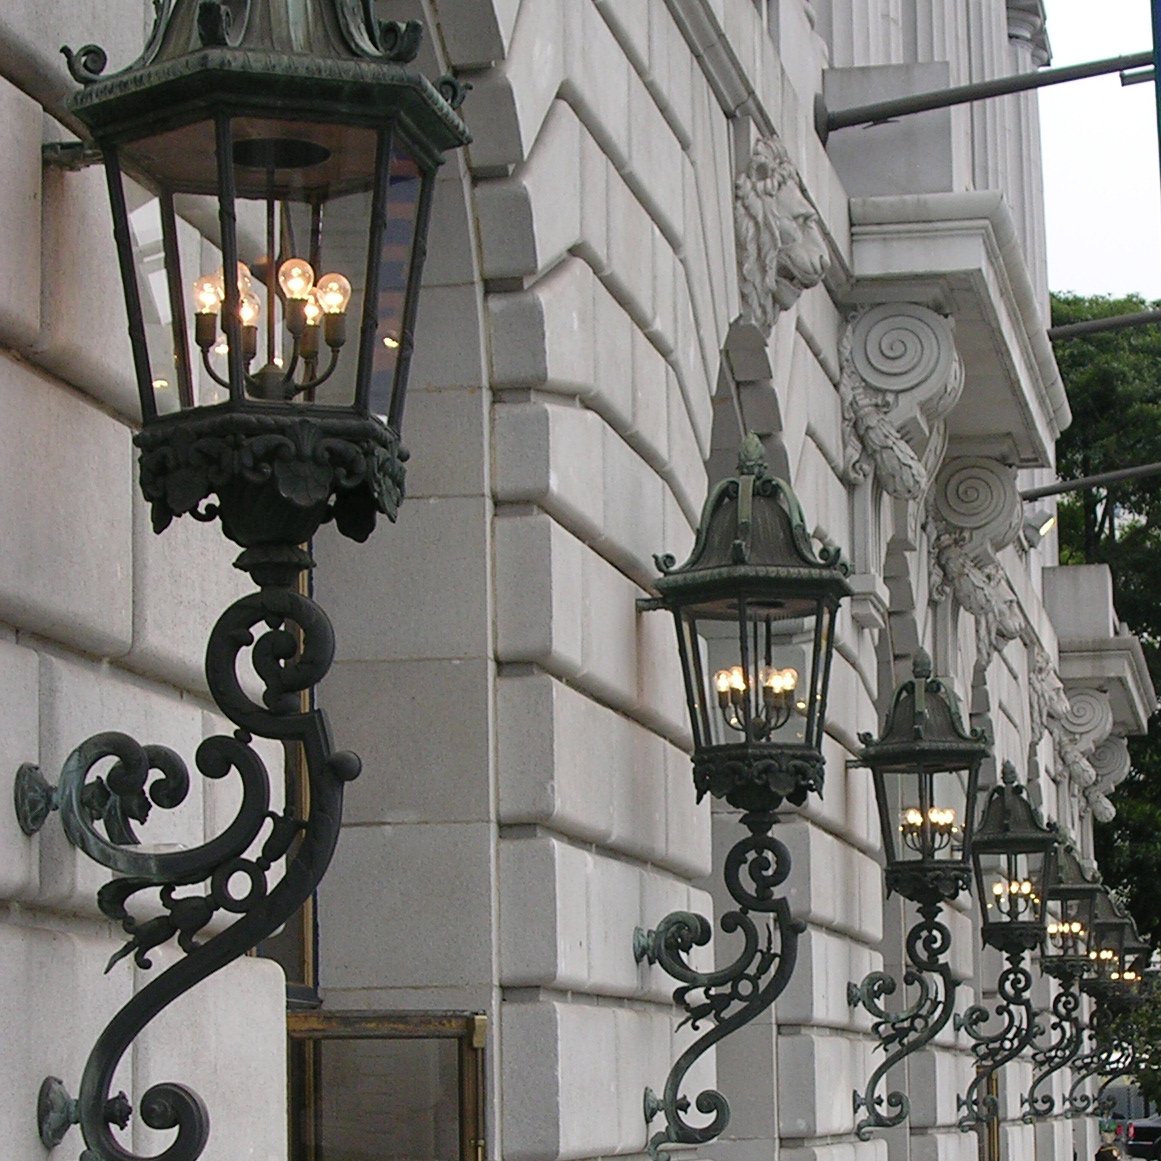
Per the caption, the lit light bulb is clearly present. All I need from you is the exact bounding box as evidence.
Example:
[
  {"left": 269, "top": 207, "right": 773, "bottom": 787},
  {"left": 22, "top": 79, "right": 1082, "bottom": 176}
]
[
  {"left": 382, "top": 334, "right": 400, "bottom": 349},
  {"left": 902, "top": 807, "right": 924, "bottom": 829},
  {"left": 714, "top": 671, "right": 732, "bottom": 695},
  {"left": 993, "top": 882, "right": 1005, "bottom": 897},
  {"left": 278, "top": 258, "right": 315, "bottom": 300},
  {"left": 239, "top": 293, "right": 261, "bottom": 327},
  {"left": 316, "top": 273, "right": 352, "bottom": 314},
  {"left": 214, "top": 261, "right": 253, "bottom": 299},
  {"left": 193, "top": 274, "right": 222, "bottom": 314},
  {"left": 763, "top": 667, "right": 798, "bottom": 694},
  {"left": 303, "top": 290, "right": 323, "bottom": 327}
]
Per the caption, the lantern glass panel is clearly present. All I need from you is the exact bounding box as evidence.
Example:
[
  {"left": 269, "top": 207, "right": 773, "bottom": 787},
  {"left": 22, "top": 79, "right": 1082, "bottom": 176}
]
[
  {"left": 976, "top": 846, "right": 1049, "bottom": 928},
  {"left": 367, "top": 142, "right": 423, "bottom": 424},
  {"left": 881, "top": 766, "right": 971, "bottom": 871},
  {"left": 1045, "top": 894, "right": 1097, "bottom": 959},
  {"left": 108, "top": 113, "right": 427, "bottom": 422},
  {"left": 678, "top": 592, "right": 827, "bottom": 752}
]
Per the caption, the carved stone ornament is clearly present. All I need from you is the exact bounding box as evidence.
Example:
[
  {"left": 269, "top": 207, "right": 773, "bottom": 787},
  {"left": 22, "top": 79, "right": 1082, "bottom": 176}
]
[
  {"left": 734, "top": 136, "right": 830, "bottom": 335},
  {"left": 1027, "top": 641, "right": 1070, "bottom": 748},
  {"left": 839, "top": 304, "right": 964, "bottom": 501},
  {"left": 1086, "top": 735, "right": 1131, "bottom": 823},
  {"left": 928, "top": 458, "right": 1024, "bottom": 666}
]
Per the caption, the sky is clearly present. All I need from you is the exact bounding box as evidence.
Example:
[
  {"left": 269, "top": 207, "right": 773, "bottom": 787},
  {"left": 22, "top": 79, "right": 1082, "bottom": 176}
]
[{"left": 1039, "top": 4, "right": 1161, "bottom": 299}]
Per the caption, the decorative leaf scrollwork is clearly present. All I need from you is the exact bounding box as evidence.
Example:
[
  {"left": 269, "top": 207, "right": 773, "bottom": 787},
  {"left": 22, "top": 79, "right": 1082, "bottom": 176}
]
[
  {"left": 634, "top": 813, "right": 803, "bottom": 1161},
  {"left": 849, "top": 902, "right": 958, "bottom": 1139},
  {"left": 956, "top": 953, "right": 1042, "bottom": 1129},
  {"left": 21, "top": 565, "right": 360, "bottom": 1161},
  {"left": 1023, "top": 979, "right": 1083, "bottom": 1120},
  {"left": 60, "top": 43, "right": 109, "bottom": 85}
]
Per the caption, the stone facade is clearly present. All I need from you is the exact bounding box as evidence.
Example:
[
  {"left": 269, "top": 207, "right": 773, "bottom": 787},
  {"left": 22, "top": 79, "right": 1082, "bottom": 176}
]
[{"left": 0, "top": 3, "right": 1154, "bottom": 1161}]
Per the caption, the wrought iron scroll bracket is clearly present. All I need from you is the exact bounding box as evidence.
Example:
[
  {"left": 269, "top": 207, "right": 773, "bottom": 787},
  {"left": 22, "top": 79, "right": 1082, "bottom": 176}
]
[
  {"left": 632, "top": 812, "right": 803, "bottom": 1161},
  {"left": 13, "top": 548, "right": 360, "bottom": 1161},
  {"left": 1022, "top": 975, "right": 1083, "bottom": 1120},
  {"left": 1065, "top": 1013, "right": 1145, "bottom": 1119},
  {"left": 848, "top": 900, "right": 958, "bottom": 1139},
  {"left": 954, "top": 952, "right": 1041, "bottom": 1129}
]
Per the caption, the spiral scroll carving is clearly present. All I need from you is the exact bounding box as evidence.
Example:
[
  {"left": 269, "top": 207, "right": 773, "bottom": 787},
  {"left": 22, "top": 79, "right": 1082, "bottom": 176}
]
[
  {"left": 849, "top": 305, "right": 957, "bottom": 396},
  {"left": 932, "top": 459, "right": 1022, "bottom": 548},
  {"left": 23, "top": 571, "right": 360, "bottom": 1161},
  {"left": 1061, "top": 689, "right": 1114, "bottom": 750},
  {"left": 839, "top": 305, "right": 962, "bottom": 501},
  {"left": 928, "top": 456, "right": 1025, "bottom": 667},
  {"left": 635, "top": 815, "right": 802, "bottom": 1160},
  {"left": 849, "top": 902, "right": 958, "bottom": 1139}
]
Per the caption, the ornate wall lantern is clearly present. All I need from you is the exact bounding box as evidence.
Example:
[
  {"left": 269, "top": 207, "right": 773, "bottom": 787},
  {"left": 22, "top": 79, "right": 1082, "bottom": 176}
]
[
  {"left": 12, "top": 7, "right": 468, "bottom": 1161},
  {"left": 633, "top": 434, "right": 850, "bottom": 1159},
  {"left": 1024, "top": 842, "right": 1103, "bottom": 1120},
  {"left": 848, "top": 650, "right": 989, "bottom": 1138},
  {"left": 956, "top": 761, "right": 1059, "bottom": 1128},
  {"left": 56, "top": 0, "right": 468, "bottom": 548},
  {"left": 1083, "top": 889, "right": 1136, "bottom": 995}
]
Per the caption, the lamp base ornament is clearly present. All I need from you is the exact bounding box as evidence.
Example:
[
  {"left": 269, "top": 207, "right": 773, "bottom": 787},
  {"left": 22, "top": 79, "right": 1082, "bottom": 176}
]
[
  {"left": 955, "top": 952, "right": 1041, "bottom": 1129},
  {"left": 633, "top": 812, "right": 803, "bottom": 1161},
  {"left": 15, "top": 545, "right": 359, "bottom": 1161},
  {"left": 848, "top": 901, "right": 958, "bottom": 1139}
]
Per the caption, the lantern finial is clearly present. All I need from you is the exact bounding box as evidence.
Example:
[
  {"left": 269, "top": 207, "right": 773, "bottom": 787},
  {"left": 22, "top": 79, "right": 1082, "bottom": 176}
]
[{"left": 737, "top": 432, "right": 767, "bottom": 477}]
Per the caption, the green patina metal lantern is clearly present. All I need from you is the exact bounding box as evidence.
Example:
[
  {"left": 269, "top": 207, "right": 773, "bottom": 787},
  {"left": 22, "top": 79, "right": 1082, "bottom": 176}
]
[
  {"left": 1042, "top": 842, "right": 1104, "bottom": 979},
  {"left": 66, "top": 0, "right": 470, "bottom": 549},
  {"left": 971, "top": 761, "right": 1059, "bottom": 955},
  {"left": 860, "top": 650, "right": 990, "bottom": 907},
  {"left": 643, "top": 434, "right": 851, "bottom": 812}
]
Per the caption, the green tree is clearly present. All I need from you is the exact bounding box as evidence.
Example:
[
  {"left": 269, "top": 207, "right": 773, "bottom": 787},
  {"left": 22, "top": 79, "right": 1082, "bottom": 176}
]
[{"left": 1051, "top": 293, "right": 1161, "bottom": 944}]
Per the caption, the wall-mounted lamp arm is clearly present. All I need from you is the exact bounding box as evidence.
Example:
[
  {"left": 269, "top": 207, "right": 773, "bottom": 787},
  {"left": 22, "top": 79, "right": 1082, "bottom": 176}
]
[
  {"left": 1022, "top": 976, "right": 1085, "bottom": 1120},
  {"left": 13, "top": 551, "right": 360, "bottom": 1161},
  {"left": 955, "top": 952, "right": 1042, "bottom": 1129},
  {"left": 849, "top": 901, "right": 959, "bottom": 1139},
  {"left": 634, "top": 813, "right": 803, "bottom": 1161}
]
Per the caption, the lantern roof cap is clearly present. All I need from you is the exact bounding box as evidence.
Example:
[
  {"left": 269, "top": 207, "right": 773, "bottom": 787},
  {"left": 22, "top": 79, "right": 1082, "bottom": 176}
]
[
  {"left": 859, "top": 650, "right": 989, "bottom": 769},
  {"left": 972, "top": 760, "right": 1059, "bottom": 854},
  {"left": 64, "top": 0, "right": 469, "bottom": 154},
  {"left": 1046, "top": 839, "right": 1103, "bottom": 900},
  {"left": 653, "top": 433, "right": 851, "bottom": 602}
]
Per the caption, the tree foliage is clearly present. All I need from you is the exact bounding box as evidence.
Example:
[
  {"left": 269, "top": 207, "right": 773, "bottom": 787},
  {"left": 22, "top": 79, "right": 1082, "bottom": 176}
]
[{"left": 1051, "top": 293, "right": 1161, "bottom": 944}]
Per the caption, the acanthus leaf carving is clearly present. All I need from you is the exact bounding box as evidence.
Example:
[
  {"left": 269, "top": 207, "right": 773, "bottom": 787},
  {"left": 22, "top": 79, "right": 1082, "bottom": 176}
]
[{"left": 734, "top": 136, "right": 830, "bottom": 336}]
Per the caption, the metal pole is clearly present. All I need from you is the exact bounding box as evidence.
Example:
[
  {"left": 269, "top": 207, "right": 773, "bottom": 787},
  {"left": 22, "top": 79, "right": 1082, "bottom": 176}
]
[
  {"left": 1153, "top": 0, "right": 1161, "bottom": 227},
  {"left": 1048, "top": 308, "right": 1161, "bottom": 340},
  {"left": 822, "top": 50, "right": 1153, "bottom": 137},
  {"left": 1020, "top": 461, "right": 1161, "bottom": 501}
]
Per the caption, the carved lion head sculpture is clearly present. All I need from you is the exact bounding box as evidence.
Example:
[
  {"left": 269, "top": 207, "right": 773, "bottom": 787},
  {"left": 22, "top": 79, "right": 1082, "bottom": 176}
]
[{"left": 734, "top": 136, "right": 830, "bottom": 335}]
